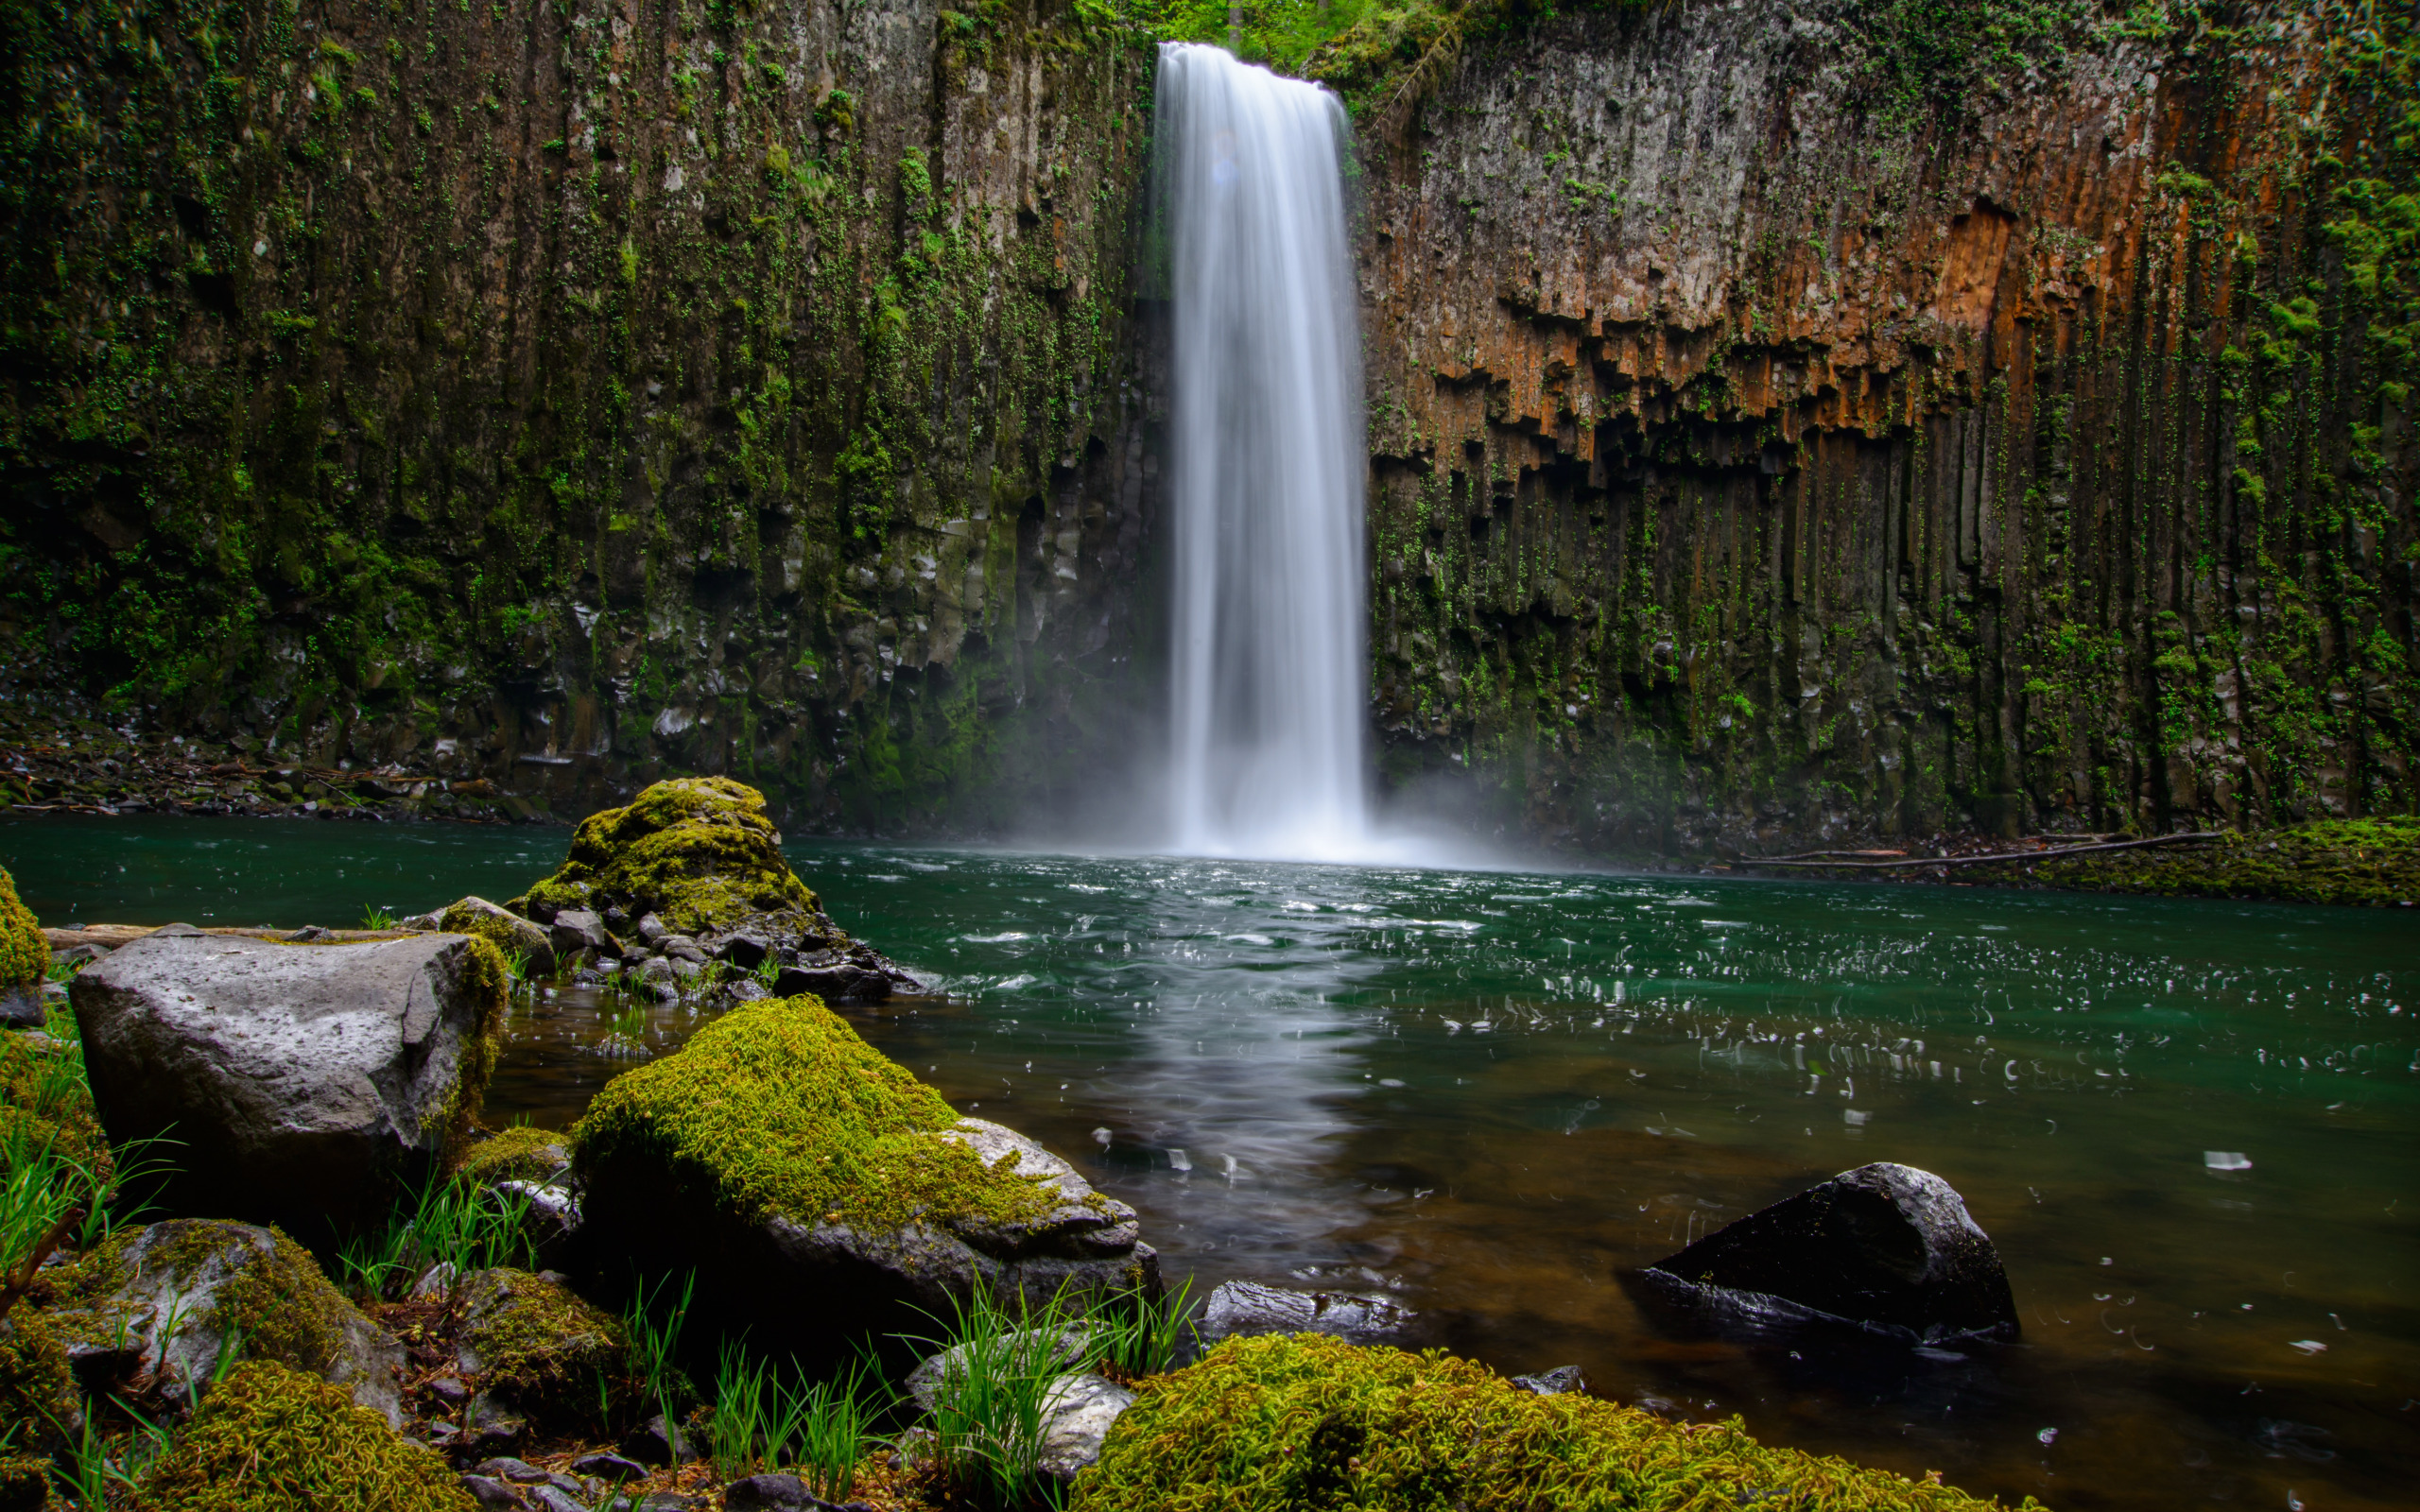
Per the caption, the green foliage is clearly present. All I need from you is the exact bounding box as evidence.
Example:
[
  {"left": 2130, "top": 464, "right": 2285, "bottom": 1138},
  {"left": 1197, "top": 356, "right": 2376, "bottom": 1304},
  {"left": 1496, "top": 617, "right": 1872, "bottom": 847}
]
[
  {"left": 706, "top": 1339, "right": 886, "bottom": 1496},
  {"left": 453, "top": 1124, "right": 569, "bottom": 1187},
  {"left": 135, "top": 1359, "right": 477, "bottom": 1511},
  {"left": 907, "top": 1284, "right": 1082, "bottom": 1508},
  {"left": 2038, "top": 817, "right": 2420, "bottom": 906},
  {"left": 335, "top": 1173, "right": 540, "bottom": 1301},
  {"left": 572, "top": 995, "right": 1081, "bottom": 1235},
  {"left": 1076, "top": 1332, "right": 2041, "bottom": 1511}
]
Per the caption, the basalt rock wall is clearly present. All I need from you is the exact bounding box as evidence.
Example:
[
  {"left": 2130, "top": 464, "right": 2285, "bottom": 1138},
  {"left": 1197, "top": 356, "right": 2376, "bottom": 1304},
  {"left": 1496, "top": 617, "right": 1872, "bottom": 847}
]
[
  {"left": 1349, "top": 0, "right": 2418, "bottom": 854},
  {"left": 0, "top": 0, "right": 1164, "bottom": 832}
]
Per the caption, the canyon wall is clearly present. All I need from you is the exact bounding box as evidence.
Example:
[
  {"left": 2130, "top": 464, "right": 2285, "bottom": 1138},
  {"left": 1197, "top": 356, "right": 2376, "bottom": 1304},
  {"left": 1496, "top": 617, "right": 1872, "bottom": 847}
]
[
  {"left": 1348, "top": 0, "right": 2417, "bottom": 852},
  {"left": 0, "top": 0, "right": 1163, "bottom": 831},
  {"left": 5, "top": 0, "right": 2413, "bottom": 853}
]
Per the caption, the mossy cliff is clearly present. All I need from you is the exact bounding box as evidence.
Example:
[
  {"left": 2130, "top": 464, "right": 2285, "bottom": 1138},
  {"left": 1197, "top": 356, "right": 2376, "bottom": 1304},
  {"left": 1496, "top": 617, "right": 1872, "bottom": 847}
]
[
  {"left": 0, "top": 0, "right": 1163, "bottom": 834},
  {"left": 1342, "top": 0, "right": 2418, "bottom": 853}
]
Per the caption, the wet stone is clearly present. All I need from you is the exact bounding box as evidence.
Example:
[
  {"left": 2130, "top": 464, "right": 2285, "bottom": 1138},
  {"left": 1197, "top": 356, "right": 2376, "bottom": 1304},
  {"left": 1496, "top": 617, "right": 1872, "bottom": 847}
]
[
  {"left": 1512, "top": 1365, "right": 1587, "bottom": 1396},
  {"left": 1202, "top": 1280, "right": 1419, "bottom": 1347}
]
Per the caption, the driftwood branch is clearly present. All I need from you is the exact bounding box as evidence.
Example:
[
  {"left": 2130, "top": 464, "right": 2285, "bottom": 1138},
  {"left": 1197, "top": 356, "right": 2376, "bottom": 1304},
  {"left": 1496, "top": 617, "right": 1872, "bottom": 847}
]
[{"left": 1735, "top": 832, "right": 2224, "bottom": 872}]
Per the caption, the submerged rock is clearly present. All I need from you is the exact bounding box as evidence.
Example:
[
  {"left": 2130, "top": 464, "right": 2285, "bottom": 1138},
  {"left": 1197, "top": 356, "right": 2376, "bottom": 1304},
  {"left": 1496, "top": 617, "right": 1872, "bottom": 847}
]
[
  {"left": 70, "top": 931, "right": 508, "bottom": 1229},
  {"left": 1201, "top": 1280, "right": 1419, "bottom": 1347},
  {"left": 39, "top": 1219, "right": 406, "bottom": 1425},
  {"left": 1640, "top": 1162, "right": 2020, "bottom": 1345},
  {"left": 575, "top": 996, "right": 1154, "bottom": 1365}
]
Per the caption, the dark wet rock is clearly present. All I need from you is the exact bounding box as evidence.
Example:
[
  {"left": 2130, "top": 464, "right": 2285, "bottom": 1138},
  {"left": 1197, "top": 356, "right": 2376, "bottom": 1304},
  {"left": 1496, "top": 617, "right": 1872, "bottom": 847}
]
[
  {"left": 285, "top": 924, "right": 334, "bottom": 942},
  {"left": 475, "top": 1456, "right": 564, "bottom": 1485},
  {"left": 527, "top": 1486, "right": 592, "bottom": 1512},
  {"left": 461, "top": 1472, "right": 521, "bottom": 1509},
  {"left": 0, "top": 983, "right": 40, "bottom": 1026},
  {"left": 1512, "top": 1365, "right": 1587, "bottom": 1396},
  {"left": 717, "top": 933, "right": 771, "bottom": 970},
  {"left": 571, "top": 1451, "right": 650, "bottom": 1481},
  {"left": 69, "top": 932, "right": 506, "bottom": 1230},
  {"left": 634, "top": 912, "right": 669, "bottom": 945},
  {"left": 549, "top": 909, "right": 614, "bottom": 957},
  {"left": 722, "top": 1475, "right": 816, "bottom": 1510},
  {"left": 660, "top": 936, "right": 708, "bottom": 963},
  {"left": 430, "top": 1374, "right": 470, "bottom": 1403},
  {"left": 772, "top": 962, "right": 890, "bottom": 1004},
  {"left": 465, "top": 1389, "right": 529, "bottom": 1452},
  {"left": 40, "top": 1219, "right": 406, "bottom": 1424},
  {"left": 603, "top": 1496, "right": 708, "bottom": 1512},
  {"left": 1201, "top": 1280, "right": 1418, "bottom": 1347},
  {"left": 1640, "top": 1161, "right": 2020, "bottom": 1345},
  {"left": 620, "top": 1411, "right": 700, "bottom": 1467},
  {"left": 722, "top": 977, "right": 772, "bottom": 1005}
]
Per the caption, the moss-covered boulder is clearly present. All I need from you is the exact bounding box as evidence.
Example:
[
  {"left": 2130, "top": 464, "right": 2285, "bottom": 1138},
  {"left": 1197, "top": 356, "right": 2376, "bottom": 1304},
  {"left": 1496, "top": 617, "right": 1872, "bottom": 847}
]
[
  {"left": 456, "top": 1125, "right": 571, "bottom": 1187},
  {"left": 40, "top": 1219, "right": 406, "bottom": 1425},
  {"left": 575, "top": 995, "right": 1153, "bottom": 1364},
  {"left": 454, "top": 1266, "right": 631, "bottom": 1422},
  {"left": 71, "top": 931, "right": 507, "bottom": 1231},
  {"left": 135, "top": 1358, "right": 477, "bottom": 1512},
  {"left": 515, "top": 777, "right": 819, "bottom": 936},
  {"left": 1076, "top": 1333, "right": 2043, "bottom": 1511},
  {"left": 0, "top": 866, "right": 49, "bottom": 1026}
]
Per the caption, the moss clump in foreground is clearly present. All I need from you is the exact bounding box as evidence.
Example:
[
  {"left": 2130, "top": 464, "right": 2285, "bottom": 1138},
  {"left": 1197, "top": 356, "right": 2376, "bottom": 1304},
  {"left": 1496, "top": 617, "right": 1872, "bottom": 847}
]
[
  {"left": 514, "top": 776, "right": 819, "bottom": 936},
  {"left": 457, "top": 1267, "right": 631, "bottom": 1418},
  {"left": 1076, "top": 1333, "right": 2045, "bottom": 1512},
  {"left": 0, "top": 1306, "right": 78, "bottom": 1452},
  {"left": 2035, "top": 817, "right": 2420, "bottom": 906},
  {"left": 0, "top": 866, "right": 46, "bottom": 991},
  {"left": 136, "top": 1359, "right": 475, "bottom": 1512},
  {"left": 574, "top": 996, "right": 1077, "bottom": 1234},
  {"left": 454, "top": 1124, "right": 570, "bottom": 1186}
]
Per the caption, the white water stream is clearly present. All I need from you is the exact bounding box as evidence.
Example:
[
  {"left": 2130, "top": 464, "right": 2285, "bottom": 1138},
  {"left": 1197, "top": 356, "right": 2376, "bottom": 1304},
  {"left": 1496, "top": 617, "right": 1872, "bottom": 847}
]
[{"left": 1157, "top": 44, "right": 1370, "bottom": 861}]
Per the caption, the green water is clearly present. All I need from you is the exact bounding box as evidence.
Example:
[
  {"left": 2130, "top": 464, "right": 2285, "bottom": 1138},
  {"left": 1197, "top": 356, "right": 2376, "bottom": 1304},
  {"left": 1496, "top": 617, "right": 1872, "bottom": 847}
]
[{"left": 6, "top": 813, "right": 2414, "bottom": 1510}]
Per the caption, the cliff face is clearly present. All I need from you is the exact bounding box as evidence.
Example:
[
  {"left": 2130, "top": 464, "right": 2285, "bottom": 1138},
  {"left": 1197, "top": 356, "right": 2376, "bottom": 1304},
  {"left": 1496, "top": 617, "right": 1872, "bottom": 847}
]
[
  {"left": 1350, "top": 0, "right": 2417, "bottom": 852},
  {"left": 0, "top": 0, "right": 1162, "bottom": 831},
  {"left": 7, "top": 0, "right": 2413, "bottom": 853}
]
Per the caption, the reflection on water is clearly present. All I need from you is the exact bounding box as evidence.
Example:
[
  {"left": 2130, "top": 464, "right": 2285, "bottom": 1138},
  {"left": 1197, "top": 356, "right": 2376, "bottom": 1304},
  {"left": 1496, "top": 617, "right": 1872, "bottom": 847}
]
[{"left": 4, "top": 815, "right": 2413, "bottom": 1511}]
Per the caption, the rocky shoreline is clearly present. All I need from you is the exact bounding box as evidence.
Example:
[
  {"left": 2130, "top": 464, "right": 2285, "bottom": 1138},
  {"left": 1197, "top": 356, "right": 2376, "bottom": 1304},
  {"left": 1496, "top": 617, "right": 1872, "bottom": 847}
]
[{"left": 0, "top": 777, "right": 2059, "bottom": 1511}]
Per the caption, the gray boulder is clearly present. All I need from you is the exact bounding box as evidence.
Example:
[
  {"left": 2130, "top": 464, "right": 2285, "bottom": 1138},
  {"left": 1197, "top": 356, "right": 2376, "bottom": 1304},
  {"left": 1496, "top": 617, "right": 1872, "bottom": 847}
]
[
  {"left": 1033, "top": 1372, "right": 1134, "bottom": 1478},
  {"left": 1640, "top": 1161, "right": 2020, "bottom": 1344},
  {"left": 43, "top": 1219, "right": 406, "bottom": 1425},
  {"left": 1201, "top": 1280, "right": 1418, "bottom": 1346},
  {"left": 70, "top": 930, "right": 506, "bottom": 1228}
]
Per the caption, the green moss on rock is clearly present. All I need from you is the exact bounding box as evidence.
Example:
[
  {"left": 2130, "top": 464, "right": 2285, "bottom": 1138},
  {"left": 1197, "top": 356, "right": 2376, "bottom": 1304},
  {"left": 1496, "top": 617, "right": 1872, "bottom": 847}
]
[
  {"left": 454, "top": 1125, "right": 569, "bottom": 1186},
  {"left": 51, "top": 1221, "right": 353, "bottom": 1382},
  {"left": 573, "top": 995, "right": 1070, "bottom": 1234},
  {"left": 0, "top": 1450, "right": 48, "bottom": 1510},
  {"left": 0, "top": 867, "right": 46, "bottom": 990},
  {"left": 134, "top": 1358, "right": 475, "bottom": 1512},
  {"left": 517, "top": 777, "right": 818, "bottom": 936},
  {"left": 0, "top": 1306, "right": 78, "bottom": 1452},
  {"left": 456, "top": 1267, "right": 628, "bottom": 1417},
  {"left": 1077, "top": 1333, "right": 2042, "bottom": 1512},
  {"left": 2035, "top": 817, "right": 2420, "bottom": 906}
]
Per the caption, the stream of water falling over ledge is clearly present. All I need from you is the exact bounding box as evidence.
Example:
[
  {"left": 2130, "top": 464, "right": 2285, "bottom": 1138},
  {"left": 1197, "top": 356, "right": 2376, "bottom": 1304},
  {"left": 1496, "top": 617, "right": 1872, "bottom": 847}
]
[{"left": 1158, "top": 45, "right": 1371, "bottom": 862}]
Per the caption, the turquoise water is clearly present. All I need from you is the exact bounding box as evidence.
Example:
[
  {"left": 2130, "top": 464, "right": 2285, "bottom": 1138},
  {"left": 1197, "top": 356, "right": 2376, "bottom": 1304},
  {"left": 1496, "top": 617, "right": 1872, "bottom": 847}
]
[{"left": 6, "top": 813, "right": 2415, "bottom": 1510}]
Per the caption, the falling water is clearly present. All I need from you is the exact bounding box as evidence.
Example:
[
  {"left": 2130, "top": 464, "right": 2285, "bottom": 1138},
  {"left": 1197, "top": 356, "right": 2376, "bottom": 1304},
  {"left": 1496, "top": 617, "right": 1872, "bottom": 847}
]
[{"left": 1157, "top": 44, "right": 1369, "bottom": 861}]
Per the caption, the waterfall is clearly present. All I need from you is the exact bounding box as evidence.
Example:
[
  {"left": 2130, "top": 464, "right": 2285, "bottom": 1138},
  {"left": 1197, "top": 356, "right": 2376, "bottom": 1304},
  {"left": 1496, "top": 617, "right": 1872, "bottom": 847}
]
[{"left": 1156, "top": 43, "right": 1370, "bottom": 862}]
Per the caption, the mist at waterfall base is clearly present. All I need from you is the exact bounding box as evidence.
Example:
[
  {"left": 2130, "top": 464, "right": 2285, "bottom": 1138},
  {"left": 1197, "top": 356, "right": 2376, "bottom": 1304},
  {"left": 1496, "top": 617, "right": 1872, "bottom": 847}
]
[{"left": 1150, "top": 45, "right": 1430, "bottom": 867}]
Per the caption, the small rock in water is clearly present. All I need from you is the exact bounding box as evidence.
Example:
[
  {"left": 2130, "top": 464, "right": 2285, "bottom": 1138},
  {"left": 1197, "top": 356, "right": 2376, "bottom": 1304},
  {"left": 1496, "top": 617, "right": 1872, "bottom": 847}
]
[
  {"left": 2038, "top": 1426, "right": 2058, "bottom": 1446},
  {"left": 1167, "top": 1147, "right": 1192, "bottom": 1172},
  {"left": 1091, "top": 1126, "right": 1113, "bottom": 1148},
  {"left": 1512, "top": 1365, "right": 1587, "bottom": 1396},
  {"left": 1202, "top": 1280, "right": 1419, "bottom": 1347},
  {"left": 2204, "top": 1150, "right": 2253, "bottom": 1171}
]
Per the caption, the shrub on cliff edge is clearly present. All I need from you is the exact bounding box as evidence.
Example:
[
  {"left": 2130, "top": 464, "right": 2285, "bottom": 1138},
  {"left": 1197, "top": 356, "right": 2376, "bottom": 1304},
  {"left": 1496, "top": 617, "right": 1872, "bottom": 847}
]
[{"left": 1076, "top": 1332, "right": 2046, "bottom": 1512}]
